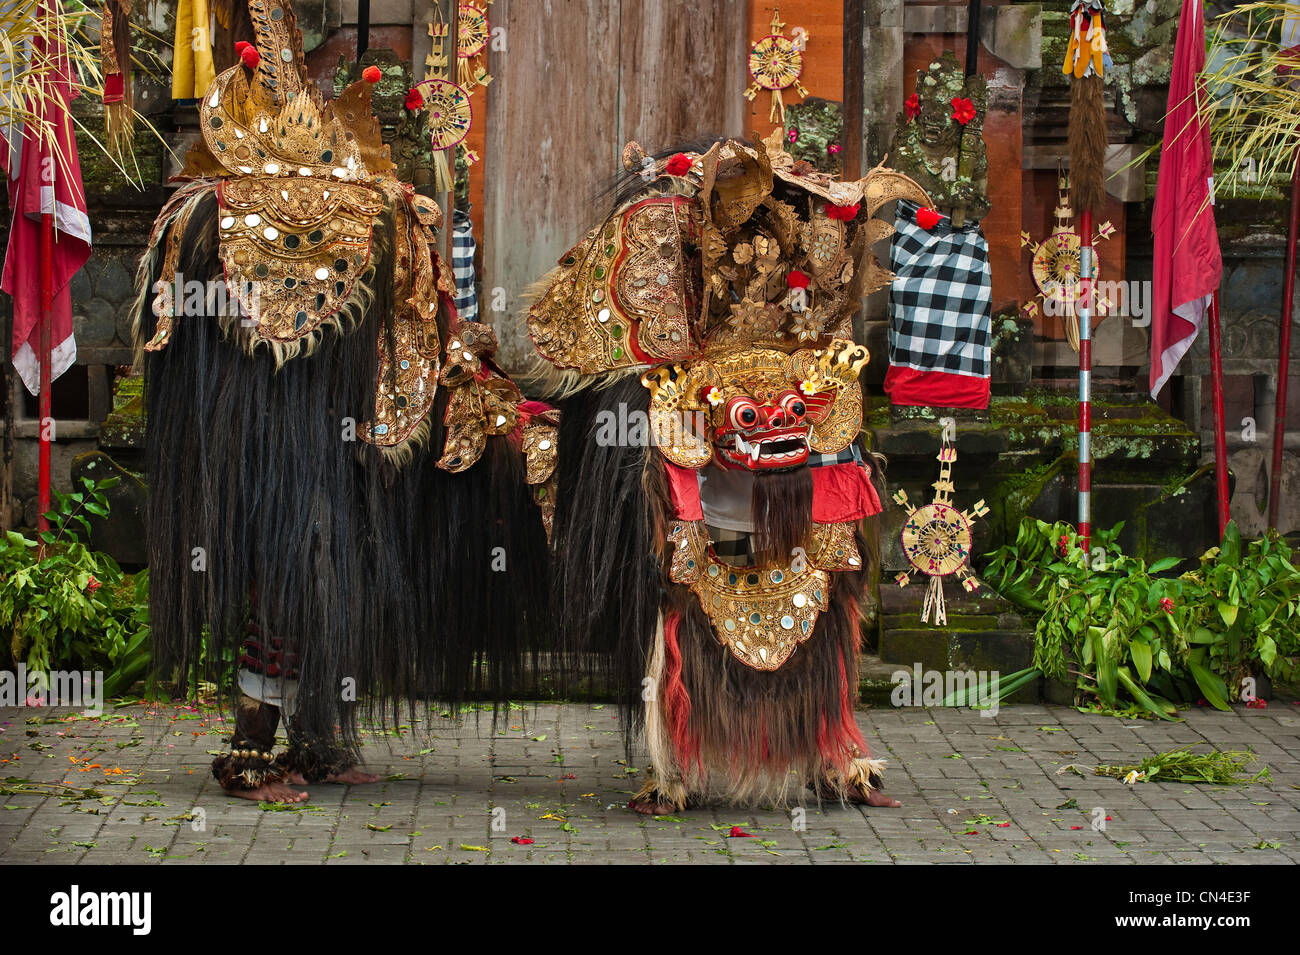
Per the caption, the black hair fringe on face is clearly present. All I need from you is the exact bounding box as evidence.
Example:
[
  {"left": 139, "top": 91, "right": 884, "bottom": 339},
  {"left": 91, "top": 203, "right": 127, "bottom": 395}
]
[
  {"left": 139, "top": 191, "right": 551, "bottom": 758},
  {"left": 749, "top": 467, "right": 813, "bottom": 564},
  {"left": 547, "top": 376, "right": 666, "bottom": 749}
]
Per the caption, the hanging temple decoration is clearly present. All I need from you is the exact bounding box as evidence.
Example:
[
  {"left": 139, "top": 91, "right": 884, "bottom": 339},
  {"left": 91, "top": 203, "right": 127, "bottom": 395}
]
[{"left": 892, "top": 440, "right": 989, "bottom": 627}]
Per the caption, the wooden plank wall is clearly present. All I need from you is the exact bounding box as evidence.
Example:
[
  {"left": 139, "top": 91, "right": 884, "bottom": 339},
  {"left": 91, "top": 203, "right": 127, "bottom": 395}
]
[{"left": 482, "top": 0, "right": 749, "bottom": 372}]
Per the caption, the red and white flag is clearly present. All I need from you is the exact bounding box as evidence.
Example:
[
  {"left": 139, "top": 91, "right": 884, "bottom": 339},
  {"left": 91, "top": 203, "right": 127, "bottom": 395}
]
[
  {"left": 1150, "top": 0, "right": 1222, "bottom": 398},
  {"left": 1, "top": 7, "right": 91, "bottom": 395}
]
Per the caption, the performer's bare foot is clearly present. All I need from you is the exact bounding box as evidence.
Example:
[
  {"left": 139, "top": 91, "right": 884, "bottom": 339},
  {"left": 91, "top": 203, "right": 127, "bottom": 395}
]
[
  {"left": 848, "top": 786, "right": 902, "bottom": 808},
  {"left": 286, "top": 767, "right": 382, "bottom": 785},
  {"left": 226, "top": 781, "right": 309, "bottom": 803},
  {"left": 628, "top": 794, "right": 680, "bottom": 816}
]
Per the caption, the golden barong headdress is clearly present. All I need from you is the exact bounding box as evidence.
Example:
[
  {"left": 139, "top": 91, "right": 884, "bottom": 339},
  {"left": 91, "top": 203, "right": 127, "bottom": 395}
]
[
  {"left": 137, "top": 0, "right": 517, "bottom": 465},
  {"left": 527, "top": 130, "right": 930, "bottom": 465}
]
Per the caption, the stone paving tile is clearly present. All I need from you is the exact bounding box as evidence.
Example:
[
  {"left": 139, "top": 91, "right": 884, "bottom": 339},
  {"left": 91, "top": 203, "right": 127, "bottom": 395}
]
[{"left": 0, "top": 700, "right": 1297, "bottom": 864}]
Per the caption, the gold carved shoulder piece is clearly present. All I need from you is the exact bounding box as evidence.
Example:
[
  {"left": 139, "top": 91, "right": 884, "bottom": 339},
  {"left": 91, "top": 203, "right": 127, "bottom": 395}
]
[{"left": 642, "top": 362, "right": 715, "bottom": 468}]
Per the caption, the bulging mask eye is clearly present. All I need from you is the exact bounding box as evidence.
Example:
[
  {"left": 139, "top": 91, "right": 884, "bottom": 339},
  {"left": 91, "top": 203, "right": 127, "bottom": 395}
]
[
  {"left": 778, "top": 390, "right": 808, "bottom": 423},
  {"left": 728, "top": 398, "right": 761, "bottom": 431}
]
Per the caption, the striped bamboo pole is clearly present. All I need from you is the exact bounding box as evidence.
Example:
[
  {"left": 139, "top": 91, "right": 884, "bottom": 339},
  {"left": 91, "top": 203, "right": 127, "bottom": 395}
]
[{"left": 1078, "top": 209, "right": 1093, "bottom": 552}]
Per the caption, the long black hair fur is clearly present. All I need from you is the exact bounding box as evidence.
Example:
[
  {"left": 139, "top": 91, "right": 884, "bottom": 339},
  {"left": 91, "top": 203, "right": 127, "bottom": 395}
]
[{"left": 138, "top": 190, "right": 551, "bottom": 757}]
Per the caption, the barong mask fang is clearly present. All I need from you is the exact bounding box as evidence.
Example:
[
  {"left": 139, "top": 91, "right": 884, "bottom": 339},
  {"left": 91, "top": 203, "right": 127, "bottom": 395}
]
[{"left": 642, "top": 340, "right": 869, "bottom": 471}]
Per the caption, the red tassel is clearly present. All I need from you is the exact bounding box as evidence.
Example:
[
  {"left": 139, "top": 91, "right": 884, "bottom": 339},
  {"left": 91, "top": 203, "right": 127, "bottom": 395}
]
[
  {"left": 362, "top": 65, "right": 382, "bottom": 83},
  {"left": 102, "top": 73, "right": 124, "bottom": 104},
  {"left": 405, "top": 88, "right": 424, "bottom": 110},
  {"left": 661, "top": 612, "right": 698, "bottom": 773},
  {"left": 826, "top": 202, "right": 860, "bottom": 221},
  {"left": 240, "top": 46, "right": 260, "bottom": 70},
  {"left": 786, "top": 269, "right": 810, "bottom": 289}
]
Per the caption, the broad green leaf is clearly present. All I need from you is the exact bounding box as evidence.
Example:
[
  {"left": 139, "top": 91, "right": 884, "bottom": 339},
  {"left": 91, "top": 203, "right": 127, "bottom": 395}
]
[
  {"left": 1217, "top": 602, "right": 1238, "bottom": 627},
  {"left": 1258, "top": 636, "right": 1277, "bottom": 669},
  {"left": 1098, "top": 656, "right": 1118, "bottom": 706},
  {"left": 1117, "top": 667, "right": 1181, "bottom": 721},
  {"left": 1188, "top": 661, "right": 1231, "bottom": 711},
  {"left": 1149, "top": 556, "right": 1181, "bottom": 574},
  {"left": 1130, "top": 641, "right": 1153, "bottom": 682}
]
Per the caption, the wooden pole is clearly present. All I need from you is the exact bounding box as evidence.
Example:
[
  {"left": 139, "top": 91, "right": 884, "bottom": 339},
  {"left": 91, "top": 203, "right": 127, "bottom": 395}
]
[
  {"left": 1078, "top": 208, "right": 1093, "bottom": 552},
  {"left": 842, "top": 0, "right": 864, "bottom": 181},
  {"left": 358, "top": 0, "right": 371, "bottom": 60},
  {"left": 1267, "top": 150, "right": 1300, "bottom": 528},
  {"left": 952, "top": 0, "right": 981, "bottom": 228},
  {"left": 1208, "top": 290, "right": 1230, "bottom": 535},
  {"left": 37, "top": 209, "right": 52, "bottom": 555},
  {"left": 965, "top": 0, "right": 981, "bottom": 76}
]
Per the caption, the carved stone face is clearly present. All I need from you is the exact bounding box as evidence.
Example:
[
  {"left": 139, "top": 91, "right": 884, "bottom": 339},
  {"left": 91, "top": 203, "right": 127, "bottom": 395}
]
[{"left": 711, "top": 388, "right": 811, "bottom": 471}]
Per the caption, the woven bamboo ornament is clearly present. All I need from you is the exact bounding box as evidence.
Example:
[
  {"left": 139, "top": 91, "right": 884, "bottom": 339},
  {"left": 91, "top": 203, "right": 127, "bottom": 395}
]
[
  {"left": 743, "top": 8, "right": 809, "bottom": 124},
  {"left": 457, "top": 1, "right": 492, "bottom": 92},
  {"left": 1020, "top": 171, "right": 1115, "bottom": 351},
  {"left": 892, "top": 439, "right": 988, "bottom": 626},
  {"left": 417, "top": 9, "right": 468, "bottom": 193}
]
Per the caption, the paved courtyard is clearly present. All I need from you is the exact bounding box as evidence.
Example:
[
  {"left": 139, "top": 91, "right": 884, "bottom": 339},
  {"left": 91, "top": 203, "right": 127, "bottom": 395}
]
[{"left": 2, "top": 700, "right": 1298, "bottom": 864}]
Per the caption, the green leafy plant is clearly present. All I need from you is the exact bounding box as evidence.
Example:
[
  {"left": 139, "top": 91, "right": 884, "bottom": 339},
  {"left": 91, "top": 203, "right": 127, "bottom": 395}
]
[
  {"left": 0, "top": 476, "right": 150, "bottom": 693},
  {"left": 1095, "top": 747, "right": 1270, "bottom": 785},
  {"left": 948, "top": 518, "right": 1300, "bottom": 719}
]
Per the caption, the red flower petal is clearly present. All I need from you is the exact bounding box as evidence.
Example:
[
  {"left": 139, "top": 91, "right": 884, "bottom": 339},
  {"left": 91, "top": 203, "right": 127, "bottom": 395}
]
[
  {"left": 950, "top": 97, "right": 977, "bottom": 125},
  {"left": 239, "top": 46, "right": 261, "bottom": 70},
  {"left": 916, "top": 207, "right": 943, "bottom": 230},
  {"left": 362, "top": 65, "right": 382, "bottom": 83},
  {"left": 786, "top": 269, "right": 811, "bottom": 290},
  {"left": 665, "top": 153, "right": 693, "bottom": 177},
  {"left": 405, "top": 88, "right": 424, "bottom": 110},
  {"left": 905, "top": 93, "right": 921, "bottom": 120},
  {"left": 996, "top": 822, "right": 1011, "bottom": 828},
  {"left": 728, "top": 826, "right": 756, "bottom": 838},
  {"left": 511, "top": 836, "right": 534, "bottom": 845},
  {"left": 825, "top": 202, "right": 860, "bottom": 221}
]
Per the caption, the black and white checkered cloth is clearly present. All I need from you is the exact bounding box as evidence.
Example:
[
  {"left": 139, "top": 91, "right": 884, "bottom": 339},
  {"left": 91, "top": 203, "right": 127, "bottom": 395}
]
[
  {"left": 451, "top": 208, "right": 478, "bottom": 323},
  {"left": 887, "top": 198, "right": 991, "bottom": 378}
]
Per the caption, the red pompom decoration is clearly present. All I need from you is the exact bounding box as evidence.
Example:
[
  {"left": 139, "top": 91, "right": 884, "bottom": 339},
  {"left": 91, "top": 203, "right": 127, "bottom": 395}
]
[
  {"left": 826, "top": 202, "right": 860, "bottom": 221},
  {"left": 950, "top": 96, "right": 976, "bottom": 126},
  {"left": 239, "top": 45, "right": 261, "bottom": 70},
  {"left": 405, "top": 88, "right": 424, "bottom": 110},
  {"left": 786, "top": 269, "right": 811, "bottom": 290},
  {"left": 916, "top": 207, "right": 943, "bottom": 230},
  {"left": 905, "top": 93, "right": 921, "bottom": 121},
  {"left": 234, "top": 41, "right": 250, "bottom": 56},
  {"left": 665, "top": 153, "right": 693, "bottom": 177},
  {"left": 362, "top": 65, "right": 382, "bottom": 83}
]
